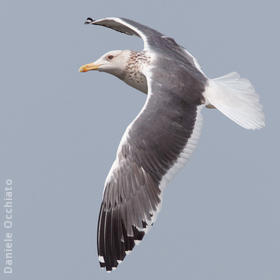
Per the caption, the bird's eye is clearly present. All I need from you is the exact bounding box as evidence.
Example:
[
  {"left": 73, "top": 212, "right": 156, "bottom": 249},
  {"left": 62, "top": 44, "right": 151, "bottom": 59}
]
[{"left": 107, "top": 55, "right": 114, "bottom": 60}]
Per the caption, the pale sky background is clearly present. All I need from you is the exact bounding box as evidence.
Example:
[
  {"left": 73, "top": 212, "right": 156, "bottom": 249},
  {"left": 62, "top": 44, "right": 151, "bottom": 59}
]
[{"left": 1, "top": 1, "right": 279, "bottom": 279}]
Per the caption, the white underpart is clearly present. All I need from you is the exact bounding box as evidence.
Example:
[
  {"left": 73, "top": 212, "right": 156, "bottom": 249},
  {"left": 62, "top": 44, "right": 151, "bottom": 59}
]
[{"left": 204, "top": 72, "right": 265, "bottom": 129}]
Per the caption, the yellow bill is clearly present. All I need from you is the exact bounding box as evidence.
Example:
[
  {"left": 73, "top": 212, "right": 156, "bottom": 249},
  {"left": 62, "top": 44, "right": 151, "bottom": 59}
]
[{"left": 79, "top": 62, "right": 101, "bottom": 72}]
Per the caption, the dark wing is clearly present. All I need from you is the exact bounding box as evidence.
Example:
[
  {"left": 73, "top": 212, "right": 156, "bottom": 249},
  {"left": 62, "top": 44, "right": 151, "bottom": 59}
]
[
  {"left": 97, "top": 55, "right": 206, "bottom": 271},
  {"left": 84, "top": 17, "right": 203, "bottom": 71}
]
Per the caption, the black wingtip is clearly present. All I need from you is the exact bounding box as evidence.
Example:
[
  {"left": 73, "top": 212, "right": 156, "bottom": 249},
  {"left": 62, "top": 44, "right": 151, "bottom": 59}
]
[{"left": 84, "top": 17, "right": 95, "bottom": 24}]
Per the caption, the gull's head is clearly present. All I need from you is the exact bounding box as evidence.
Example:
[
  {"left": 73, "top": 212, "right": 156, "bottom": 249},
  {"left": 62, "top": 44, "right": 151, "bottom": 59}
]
[{"left": 79, "top": 50, "right": 131, "bottom": 77}]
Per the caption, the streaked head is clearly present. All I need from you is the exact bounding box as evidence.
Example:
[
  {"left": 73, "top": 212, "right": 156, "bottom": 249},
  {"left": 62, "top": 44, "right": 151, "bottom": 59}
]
[{"left": 79, "top": 50, "right": 131, "bottom": 76}]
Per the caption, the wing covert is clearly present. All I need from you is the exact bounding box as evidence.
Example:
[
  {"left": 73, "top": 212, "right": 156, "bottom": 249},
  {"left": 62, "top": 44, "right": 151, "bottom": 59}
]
[
  {"left": 84, "top": 17, "right": 204, "bottom": 71},
  {"left": 97, "top": 70, "right": 203, "bottom": 271}
]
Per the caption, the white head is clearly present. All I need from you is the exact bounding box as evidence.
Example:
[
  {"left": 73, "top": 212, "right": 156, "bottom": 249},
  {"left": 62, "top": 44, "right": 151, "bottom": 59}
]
[{"left": 79, "top": 50, "right": 131, "bottom": 77}]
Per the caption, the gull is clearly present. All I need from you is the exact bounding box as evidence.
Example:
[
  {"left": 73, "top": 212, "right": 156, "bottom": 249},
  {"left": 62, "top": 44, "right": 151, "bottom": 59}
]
[{"left": 79, "top": 17, "right": 265, "bottom": 272}]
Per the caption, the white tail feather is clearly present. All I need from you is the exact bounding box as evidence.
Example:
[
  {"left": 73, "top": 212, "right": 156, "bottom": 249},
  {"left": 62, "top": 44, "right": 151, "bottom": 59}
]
[{"left": 204, "top": 72, "right": 265, "bottom": 129}]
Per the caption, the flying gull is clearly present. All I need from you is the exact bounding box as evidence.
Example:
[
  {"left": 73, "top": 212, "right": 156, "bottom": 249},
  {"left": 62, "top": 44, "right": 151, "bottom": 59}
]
[{"left": 79, "top": 17, "right": 265, "bottom": 272}]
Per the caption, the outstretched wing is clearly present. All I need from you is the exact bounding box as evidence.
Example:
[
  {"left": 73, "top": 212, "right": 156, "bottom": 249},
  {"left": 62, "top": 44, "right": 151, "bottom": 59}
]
[
  {"left": 97, "top": 52, "right": 206, "bottom": 271},
  {"left": 85, "top": 17, "right": 162, "bottom": 51},
  {"left": 85, "top": 17, "right": 203, "bottom": 72}
]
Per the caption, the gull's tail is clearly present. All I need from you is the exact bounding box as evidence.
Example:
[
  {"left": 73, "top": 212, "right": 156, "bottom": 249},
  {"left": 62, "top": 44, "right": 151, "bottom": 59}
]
[{"left": 204, "top": 72, "right": 265, "bottom": 129}]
